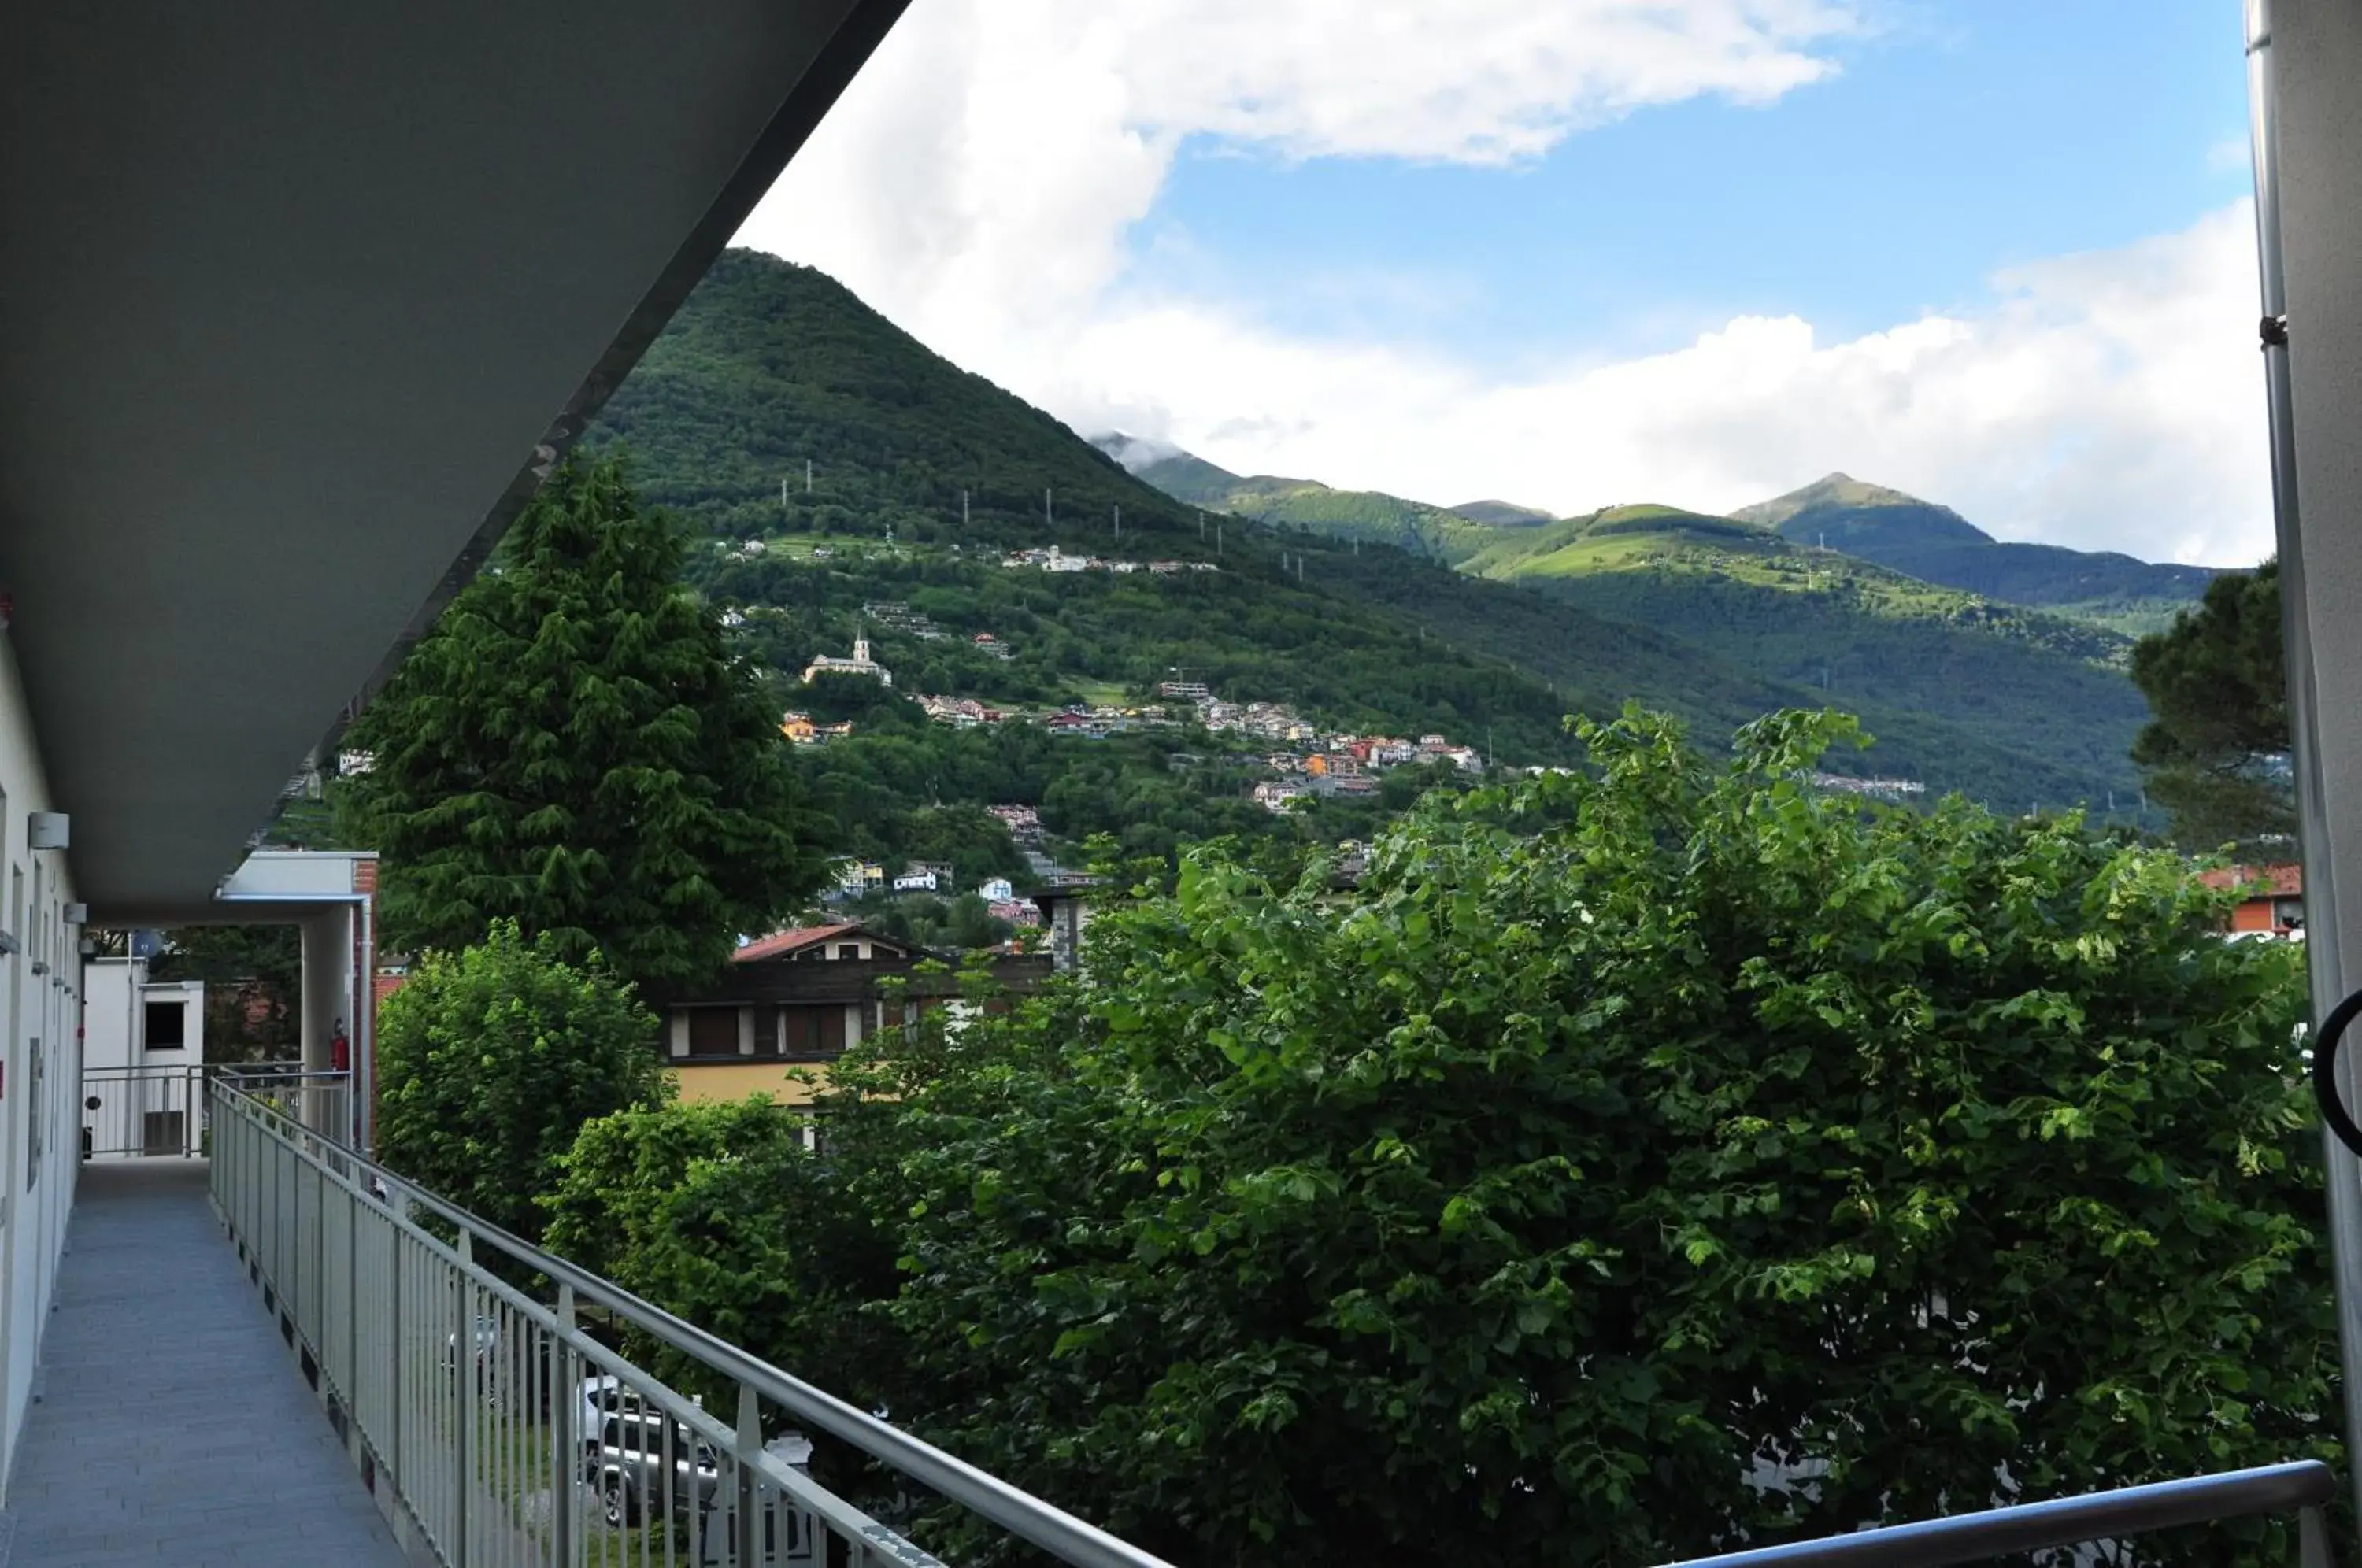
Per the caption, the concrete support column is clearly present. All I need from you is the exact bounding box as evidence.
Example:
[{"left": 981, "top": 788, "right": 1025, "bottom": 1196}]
[{"left": 298, "top": 905, "right": 354, "bottom": 1133}]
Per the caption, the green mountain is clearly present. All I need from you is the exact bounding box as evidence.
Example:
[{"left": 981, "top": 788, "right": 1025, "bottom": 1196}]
[
  {"left": 1097, "top": 437, "right": 1505, "bottom": 563},
  {"left": 1442, "top": 502, "right": 2145, "bottom": 797},
  {"left": 587, "top": 250, "right": 2149, "bottom": 834},
  {"left": 1735, "top": 472, "right": 2217, "bottom": 634},
  {"left": 1109, "top": 435, "right": 2152, "bottom": 807},
  {"left": 1447, "top": 499, "right": 1556, "bottom": 527}
]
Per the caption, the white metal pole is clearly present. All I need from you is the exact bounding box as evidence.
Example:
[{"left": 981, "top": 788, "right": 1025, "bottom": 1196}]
[{"left": 2248, "top": 0, "right": 2362, "bottom": 1529}]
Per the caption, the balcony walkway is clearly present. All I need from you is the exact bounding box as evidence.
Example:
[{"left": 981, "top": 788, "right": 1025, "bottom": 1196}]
[{"left": 0, "top": 1159, "right": 406, "bottom": 1567}]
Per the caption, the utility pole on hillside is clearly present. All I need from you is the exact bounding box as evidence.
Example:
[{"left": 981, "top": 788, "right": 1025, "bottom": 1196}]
[
  {"left": 805, "top": 459, "right": 813, "bottom": 494},
  {"left": 1046, "top": 487, "right": 1054, "bottom": 528},
  {"left": 962, "top": 489, "right": 970, "bottom": 529},
  {"left": 1198, "top": 511, "right": 1205, "bottom": 542},
  {"left": 1113, "top": 505, "right": 1120, "bottom": 542}
]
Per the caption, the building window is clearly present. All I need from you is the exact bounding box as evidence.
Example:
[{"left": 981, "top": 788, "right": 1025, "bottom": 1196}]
[
  {"left": 144, "top": 1000, "right": 187, "bottom": 1050},
  {"left": 2275, "top": 897, "right": 2305, "bottom": 931},
  {"left": 686, "top": 1008, "right": 738, "bottom": 1057},
  {"left": 777, "top": 1008, "right": 830, "bottom": 1060}
]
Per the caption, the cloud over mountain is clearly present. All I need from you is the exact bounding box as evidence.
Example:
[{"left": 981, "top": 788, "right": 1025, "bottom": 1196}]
[{"left": 738, "top": 0, "right": 2270, "bottom": 567}]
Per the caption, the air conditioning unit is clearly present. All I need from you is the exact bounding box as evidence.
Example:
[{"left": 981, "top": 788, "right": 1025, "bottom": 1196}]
[
  {"left": 62, "top": 903, "right": 87, "bottom": 926},
  {"left": 27, "top": 812, "right": 68, "bottom": 851}
]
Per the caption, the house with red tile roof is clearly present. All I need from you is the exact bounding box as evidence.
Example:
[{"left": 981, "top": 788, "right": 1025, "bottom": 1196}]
[
  {"left": 2197, "top": 864, "right": 2305, "bottom": 937},
  {"left": 662, "top": 921, "right": 1047, "bottom": 1107}
]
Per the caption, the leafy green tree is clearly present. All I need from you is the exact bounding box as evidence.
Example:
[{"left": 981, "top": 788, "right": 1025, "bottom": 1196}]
[
  {"left": 146, "top": 924, "right": 302, "bottom": 1060},
  {"left": 544, "top": 1097, "right": 899, "bottom": 1430},
  {"left": 820, "top": 709, "right": 2325, "bottom": 1565},
  {"left": 339, "top": 452, "right": 824, "bottom": 991},
  {"left": 2130, "top": 561, "right": 2292, "bottom": 850},
  {"left": 377, "top": 920, "right": 665, "bottom": 1244}
]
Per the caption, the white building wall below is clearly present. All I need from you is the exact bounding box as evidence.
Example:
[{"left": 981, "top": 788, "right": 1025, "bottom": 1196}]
[{"left": 0, "top": 629, "right": 82, "bottom": 1500}]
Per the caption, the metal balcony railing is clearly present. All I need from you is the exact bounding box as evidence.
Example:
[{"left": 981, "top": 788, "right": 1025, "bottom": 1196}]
[
  {"left": 83, "top": 1061, "right": 350, "bottom": 1158},
  {"left": 1660, "top": 1459, "right": 2338, "bottom": 1567},
  {"left": 207, "top": 1076, "right": 1177, "bottom": 1568}
]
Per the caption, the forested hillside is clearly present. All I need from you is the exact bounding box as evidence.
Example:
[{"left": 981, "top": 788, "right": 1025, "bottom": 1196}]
[
  {"left": 1109, "top": 437, "right": 2152, "bottom": 806},
  {"left": 587, "top": 250, "right": 2150, "bottom": 837}
]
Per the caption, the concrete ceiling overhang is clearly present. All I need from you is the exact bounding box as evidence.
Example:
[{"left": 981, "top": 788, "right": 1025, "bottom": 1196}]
[{"left": 0, "top": 0, "right": 908, "bottom": 923}]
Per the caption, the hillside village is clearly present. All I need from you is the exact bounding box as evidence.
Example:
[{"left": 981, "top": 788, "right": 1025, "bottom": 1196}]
[{"left": 783, "top": 633, "right": 1489, "bottom": 808}]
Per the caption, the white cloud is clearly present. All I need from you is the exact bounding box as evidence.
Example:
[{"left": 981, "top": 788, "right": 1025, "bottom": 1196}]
[
  {"left": 741, "top": 0, "right": 2271, "bottom": 568},
  {"left": 746, "top": 0, "right": 1861, "bottom": 361}
]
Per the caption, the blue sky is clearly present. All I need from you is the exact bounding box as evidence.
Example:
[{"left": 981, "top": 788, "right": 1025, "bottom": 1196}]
[
  {"left": 1140, "top": 2, "right": 2252, "bottom": 362},
  {"left": 742, "top": 0, "right": 2271, "bottom": 564}
]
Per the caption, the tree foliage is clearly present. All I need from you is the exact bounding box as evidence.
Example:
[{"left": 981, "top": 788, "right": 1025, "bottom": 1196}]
[
  {"left": 2130, "top": 561, "right": 2291, "bottom": 851},
  {"left": 145, "top": 923, "right": 302, "bottom": 1060},
  {"left": 339, "top": 452, "right": 824, "bottom": 991},
  {"left": 558, "top": 709, "right": 2329, "bottom": 1565},
  {"left": 377, "top": 920, "right": 665, "bottom": 1244},
  {"left": 545, "top": 1097, "right": 901, "bottom": 1423}
]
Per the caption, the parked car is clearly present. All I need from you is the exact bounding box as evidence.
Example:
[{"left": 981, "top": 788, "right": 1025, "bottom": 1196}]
[{"left": 583, "top": 1406, "right": 720, "bottom": 1529}]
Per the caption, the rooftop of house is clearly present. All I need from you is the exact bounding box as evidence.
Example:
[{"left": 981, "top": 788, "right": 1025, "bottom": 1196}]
[
  {"left": 732, "top": 923, "right": 864, "bottom": 963},
  {"left": 2196, "top": 864, "right": 2304, "bottom": 897}
]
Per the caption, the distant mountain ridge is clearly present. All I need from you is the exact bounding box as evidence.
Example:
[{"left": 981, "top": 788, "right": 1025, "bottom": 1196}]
[
  {"left": 1105, "top": 434, "right": 2155, "bottom": 804},
  {"left": 1736, "top": 472, "right": 2218, "bottom": 634},
  {"left": 572, "top": 252, "right": 2155, "bottom": 814}
]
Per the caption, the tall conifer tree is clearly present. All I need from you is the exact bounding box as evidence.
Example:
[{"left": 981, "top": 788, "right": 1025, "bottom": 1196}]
[
  {"left": 2128, "top": 560, "right": 2293, "bottom": 850},
  {"left": 340, "top": 452, "right": 821, "bottom": 990}
]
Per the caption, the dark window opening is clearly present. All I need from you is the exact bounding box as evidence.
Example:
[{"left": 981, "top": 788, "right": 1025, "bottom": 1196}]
[
  {"left": 685, "top": 1008, "right": 738, "bottom": 1057},
  {"left": 144, "top": 1000, "right": 187, "bottom": 1049},
  {"left": 687, "top": 1008, "right": 738, "bottom": 1056}
]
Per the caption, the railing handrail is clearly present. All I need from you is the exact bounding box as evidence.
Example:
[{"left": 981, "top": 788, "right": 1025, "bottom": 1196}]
[
  {"left": 80, "top": 1062, "right": 347, "bottom": 1079},
  {"left": 210, "top": 1077, "right": 1179, "bottom": 1568},
  {"left": 1660, "top": 1459, "right": 2337, "bottom": 1566}
]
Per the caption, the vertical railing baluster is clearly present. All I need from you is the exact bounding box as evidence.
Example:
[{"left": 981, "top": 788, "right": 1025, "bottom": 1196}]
[
  {"left": 345, "top": 1175, "right": 359, "bottom": 1407},
  {"left": 2300, "top": 1505, "right": 2333, "bottom": 1568},
  {"left": 456, "top": 1226, "right": 473, "bottom": 1568},
  {"left": 735, "top": 1385, "right": 761, "bottom": 1568},
  {"left": 390, "top": 1222, "right": 404, "bottom": 1504},
  {"left": 555, "top": 1283, "right": 577, "bottom": 1568}
]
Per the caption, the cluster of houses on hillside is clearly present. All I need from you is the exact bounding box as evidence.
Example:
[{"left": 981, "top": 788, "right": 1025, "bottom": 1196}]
[
  {"left": 1809, "top": 771, "right": 1928, "bottom": 801},
  {"left": 1249, "top": 733, "right": 1486, "bottom": 812},
  {"left": 779, "top": 711, "right": 855, "bottom": 745},
  {"left": 828, "top": 855, "right": 1040, "bottom": 929},
  {"left": 1001, "top": 545, "right": 1219, "bottom": 575}
]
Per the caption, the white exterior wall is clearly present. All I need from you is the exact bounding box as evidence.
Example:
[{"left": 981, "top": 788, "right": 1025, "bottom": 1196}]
[
  {"left": 0, "top": 631, "right": 82, "bottom": 1499},
  {"left": 80, "top": 958, "right": 138, "bottom": 1073},
  {"left": 77, "top": 956, "right": 202, "bottom": 1161}
]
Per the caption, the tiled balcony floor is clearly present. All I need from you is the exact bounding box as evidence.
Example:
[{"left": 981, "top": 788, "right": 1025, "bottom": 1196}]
[{"left": 0, "top": 1159, "right": 406, "bottom": 1566}]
